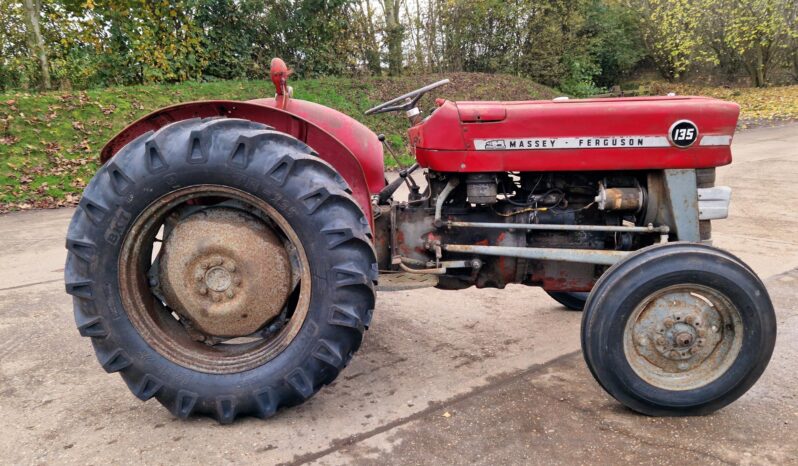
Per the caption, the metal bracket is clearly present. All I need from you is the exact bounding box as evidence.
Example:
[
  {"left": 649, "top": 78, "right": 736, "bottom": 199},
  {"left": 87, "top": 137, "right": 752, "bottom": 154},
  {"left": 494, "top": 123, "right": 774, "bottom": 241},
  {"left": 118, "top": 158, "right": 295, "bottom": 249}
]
[{"left": 663, "top": 169, "right": 700, "bottom": 242}]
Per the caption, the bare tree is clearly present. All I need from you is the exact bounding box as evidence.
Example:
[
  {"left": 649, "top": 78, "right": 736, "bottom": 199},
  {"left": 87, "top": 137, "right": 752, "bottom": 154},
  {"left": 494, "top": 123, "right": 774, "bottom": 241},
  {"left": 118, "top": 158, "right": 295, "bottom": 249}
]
[
  {"left": 21, "top": 0, "right": 50, "bottom": 89},
  {"left": 356, "top": 0, "right": 382, "bottom": 75},
  {"left": 381, "top": 0, "right": 404, "bottom": 75}
]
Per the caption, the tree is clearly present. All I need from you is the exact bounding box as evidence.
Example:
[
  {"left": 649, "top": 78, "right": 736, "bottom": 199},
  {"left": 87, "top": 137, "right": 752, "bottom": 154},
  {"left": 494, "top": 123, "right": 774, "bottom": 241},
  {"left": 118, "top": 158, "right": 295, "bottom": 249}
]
[
  {"left": 196, "top": 0, "right": 254, "bottom": 79},
  {"left": 351, "top": 0, "right": 382, "bottom": 74},
  {"left": 381, "top": 0, "right": 404, "bottom": 75},
  {"left": 586, "top": 1, "right": 646, "bottom": 88},
  {"left": 720, "top": 0, "right": 793, "bottom": 86},
  {"left": 21, "top": 0, "right": 51, "bottom": 89},
  {"left": 627, "top": 0, "right": 703, "bottom": 80}
]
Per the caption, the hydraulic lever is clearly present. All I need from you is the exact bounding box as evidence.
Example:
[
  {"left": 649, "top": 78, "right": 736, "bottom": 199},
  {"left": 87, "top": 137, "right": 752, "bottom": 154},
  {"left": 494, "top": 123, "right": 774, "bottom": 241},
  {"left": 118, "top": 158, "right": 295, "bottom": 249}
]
[{"left": 376, "top": 134, "right": 421, "bottom": 203}]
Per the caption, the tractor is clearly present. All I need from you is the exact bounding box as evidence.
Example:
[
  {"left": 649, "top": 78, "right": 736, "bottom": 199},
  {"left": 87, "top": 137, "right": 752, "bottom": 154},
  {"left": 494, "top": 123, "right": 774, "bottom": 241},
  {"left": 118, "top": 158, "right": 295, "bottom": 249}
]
[{"left": 65, "top": 58, "right": 776, "bottom": 423}]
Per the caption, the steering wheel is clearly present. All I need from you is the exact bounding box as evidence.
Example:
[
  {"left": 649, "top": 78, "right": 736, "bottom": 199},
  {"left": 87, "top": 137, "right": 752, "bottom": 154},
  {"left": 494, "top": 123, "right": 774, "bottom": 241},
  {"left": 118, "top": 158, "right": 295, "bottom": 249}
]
[{"left": 365, "top": 79, "right": 450, "bottom": 115}]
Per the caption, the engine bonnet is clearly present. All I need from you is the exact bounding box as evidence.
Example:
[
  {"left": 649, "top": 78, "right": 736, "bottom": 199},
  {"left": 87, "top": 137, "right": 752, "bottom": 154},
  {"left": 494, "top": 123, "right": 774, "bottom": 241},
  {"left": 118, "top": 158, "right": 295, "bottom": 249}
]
[{"left": 408, "top": 96, "right": 740, "bottom": 172}]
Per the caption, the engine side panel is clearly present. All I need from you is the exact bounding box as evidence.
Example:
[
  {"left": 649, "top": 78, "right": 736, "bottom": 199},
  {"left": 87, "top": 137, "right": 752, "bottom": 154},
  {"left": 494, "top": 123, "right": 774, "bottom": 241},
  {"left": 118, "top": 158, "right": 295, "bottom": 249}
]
[{"left": 409, "top": 97, "right": 740, "bottom": 172}]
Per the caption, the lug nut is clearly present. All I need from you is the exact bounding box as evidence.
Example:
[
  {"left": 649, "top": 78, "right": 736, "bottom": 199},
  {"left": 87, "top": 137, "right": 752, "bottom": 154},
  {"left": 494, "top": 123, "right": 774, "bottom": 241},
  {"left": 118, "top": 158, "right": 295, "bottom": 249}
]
[
  {"left": 663, "top": 318, "right": 675, "bottom": 328},
  {"left": 225, "top": 261, "right": 237, "bottom": 272},
  {"left": 197, "top": 286, "right": 208, "bottom": 296},
  {"left": 656, "top": 336, "right": 666, "bottom": 346},
  {"left": 685, "top": 315, "right": 695, "bottom": 325}
]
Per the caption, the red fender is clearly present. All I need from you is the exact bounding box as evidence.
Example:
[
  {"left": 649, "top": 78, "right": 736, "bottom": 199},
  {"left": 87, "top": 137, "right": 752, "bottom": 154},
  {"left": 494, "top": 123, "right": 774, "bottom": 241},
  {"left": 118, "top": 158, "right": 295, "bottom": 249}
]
[{"left": 100, "top": 100, "right": 385, "bottom": 231}]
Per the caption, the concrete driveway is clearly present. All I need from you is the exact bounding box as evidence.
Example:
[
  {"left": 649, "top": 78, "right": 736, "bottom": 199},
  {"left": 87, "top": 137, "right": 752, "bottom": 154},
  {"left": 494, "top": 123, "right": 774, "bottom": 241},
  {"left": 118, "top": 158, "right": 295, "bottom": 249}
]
[{"left": 0, "top": 124, "right": 796, "bottom": 465}]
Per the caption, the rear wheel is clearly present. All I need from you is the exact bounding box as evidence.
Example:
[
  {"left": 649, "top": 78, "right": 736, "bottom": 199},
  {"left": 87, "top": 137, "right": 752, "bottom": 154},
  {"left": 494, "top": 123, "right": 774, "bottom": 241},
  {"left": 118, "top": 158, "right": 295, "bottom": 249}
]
[
  {"left": 581, "top": 243, "right": 776, "bottom": 416},
  {"left": 546, "top": 291, "right": 588, "bottom": 311},
  {"left": 65, "top": 117, "right": 377, "bottom": 423}
]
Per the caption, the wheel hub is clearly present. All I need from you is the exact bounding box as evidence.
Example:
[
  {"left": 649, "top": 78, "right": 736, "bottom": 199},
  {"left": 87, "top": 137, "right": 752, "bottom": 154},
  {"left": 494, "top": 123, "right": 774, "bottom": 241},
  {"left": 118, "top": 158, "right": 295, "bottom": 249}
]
[
  {"left": 624, "top": 285, "right": 744, "bottom": 390},
  {"left": 159, "top": 207, "right": 292, "bottom": 337}
]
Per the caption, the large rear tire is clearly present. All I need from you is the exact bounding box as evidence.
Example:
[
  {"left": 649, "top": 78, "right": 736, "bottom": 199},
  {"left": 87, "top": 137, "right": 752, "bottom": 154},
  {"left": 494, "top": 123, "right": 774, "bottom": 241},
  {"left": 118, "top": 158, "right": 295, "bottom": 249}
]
[
  {"left": 65, "top": 117, "right": 377, "bottom": 423},
  {"left": 581, "top": 243, "right": 776, "bottom": 416}
]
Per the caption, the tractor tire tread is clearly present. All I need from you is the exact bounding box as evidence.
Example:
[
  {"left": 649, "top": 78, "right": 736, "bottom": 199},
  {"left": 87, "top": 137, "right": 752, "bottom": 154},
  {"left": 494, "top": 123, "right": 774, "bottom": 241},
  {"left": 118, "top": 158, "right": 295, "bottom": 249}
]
[{"left": 64, "top": 117, "right": 376, "bottom": 423}]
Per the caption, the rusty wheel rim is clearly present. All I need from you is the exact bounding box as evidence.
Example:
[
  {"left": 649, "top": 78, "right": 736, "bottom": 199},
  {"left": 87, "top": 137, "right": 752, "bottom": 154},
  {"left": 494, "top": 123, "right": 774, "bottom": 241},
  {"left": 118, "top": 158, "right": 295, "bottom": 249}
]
[
  {"left": 623, "top": 284, "right": 744, "bottom": 391},
  {"left": 119, "top": 185, "right": 311, "bottom": 374}
]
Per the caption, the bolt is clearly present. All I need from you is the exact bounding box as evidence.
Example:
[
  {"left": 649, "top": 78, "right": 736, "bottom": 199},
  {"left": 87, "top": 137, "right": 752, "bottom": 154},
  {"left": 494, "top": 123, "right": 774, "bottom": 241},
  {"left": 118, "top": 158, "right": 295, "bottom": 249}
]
[
  {"left": 212, "top": 293, "right": 222, "bottom": 302},
  {"left": 197, "top": 286, "right": 208, "bottom": 296},
  {"left": 226, "top": 289, "right": 234, "bottom": 299},
  {"left": 690, "top": 346, "right": 700, "bottom": 355},
  {"left": 678, "top": 362, "right": 689, "bottom": 371},
  {"left": 669, "top": 350, "right": 680, "bottom": 359},
  {"left": 212, "top": 256, "right": 223, "bottom": 266},
  {"left": 663, "top": 318, "right": 675, "bottom": 328},
  {"left": 637, "top": 337, "right": 648, "bottom": 346},
  {"left": 697, "top": 328, "right": 707, "bottom": 338},
  {"left": 200, "top": 261, "right": 210, "bottom": 270},
  {"left": 656, "top": 336, "right": 666, "bottom": 346},
  {"left": 233, "top": 276, "right": 242, "bottom": 286},
  {"left": 685, "top": 315, "right": 695, "bottom": 325},
  {"left": 225, "top": 261, "right": 237, "bottom": 272},
  {"left": 148, "top": 277, "right": 158, "bottom": 287},
  {"left": 195, "top": 272, "right": 204, "bottom": 282}
]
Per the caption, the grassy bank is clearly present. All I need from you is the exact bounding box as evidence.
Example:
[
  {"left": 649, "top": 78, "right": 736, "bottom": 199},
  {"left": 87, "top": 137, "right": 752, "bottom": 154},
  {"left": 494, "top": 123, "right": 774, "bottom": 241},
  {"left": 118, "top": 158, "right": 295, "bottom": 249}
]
[
  {"left": 0, "top": 74, "right": 556, "bottom": 211},
  {"left": 1, "top": 77, "right": 796, "bottom": 212}
]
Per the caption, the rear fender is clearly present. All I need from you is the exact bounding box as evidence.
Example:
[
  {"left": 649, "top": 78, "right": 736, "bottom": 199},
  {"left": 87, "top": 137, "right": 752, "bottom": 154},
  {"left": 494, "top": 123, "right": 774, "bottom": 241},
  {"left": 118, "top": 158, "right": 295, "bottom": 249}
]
[{"left": 100, "top": 100, "right": 384, "bottom": 230}]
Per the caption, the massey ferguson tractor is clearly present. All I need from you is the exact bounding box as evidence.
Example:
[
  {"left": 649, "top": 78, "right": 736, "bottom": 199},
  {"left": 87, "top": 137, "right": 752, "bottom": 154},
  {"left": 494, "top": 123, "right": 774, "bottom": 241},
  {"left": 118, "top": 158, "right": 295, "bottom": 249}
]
[{"left": 65, "top": 58, "right": 776, "bottom": 423}]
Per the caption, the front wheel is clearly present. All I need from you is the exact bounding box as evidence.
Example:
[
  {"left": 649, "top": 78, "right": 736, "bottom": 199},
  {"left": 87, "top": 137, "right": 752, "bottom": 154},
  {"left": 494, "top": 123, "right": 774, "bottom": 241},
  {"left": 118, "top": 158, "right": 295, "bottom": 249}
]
[{"left": 581, "top": 243, "right": 776, "bottom": 416}]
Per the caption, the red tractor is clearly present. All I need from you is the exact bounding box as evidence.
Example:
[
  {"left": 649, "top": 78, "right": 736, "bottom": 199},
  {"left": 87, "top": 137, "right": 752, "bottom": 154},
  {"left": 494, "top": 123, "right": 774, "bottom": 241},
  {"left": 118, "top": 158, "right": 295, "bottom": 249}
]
[{"left": 65, "top": 58, "right": 776, "bottom": 423}]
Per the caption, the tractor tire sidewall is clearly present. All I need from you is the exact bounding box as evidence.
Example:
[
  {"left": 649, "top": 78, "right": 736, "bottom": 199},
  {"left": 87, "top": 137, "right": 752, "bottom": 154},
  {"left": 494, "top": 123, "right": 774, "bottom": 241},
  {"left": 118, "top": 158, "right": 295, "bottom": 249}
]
[
  {"left": 66, "top": 118, "right": 376, "bottom": 421},
  {"left": 581, "top": 243, "right": 776, "bottom": 416}
]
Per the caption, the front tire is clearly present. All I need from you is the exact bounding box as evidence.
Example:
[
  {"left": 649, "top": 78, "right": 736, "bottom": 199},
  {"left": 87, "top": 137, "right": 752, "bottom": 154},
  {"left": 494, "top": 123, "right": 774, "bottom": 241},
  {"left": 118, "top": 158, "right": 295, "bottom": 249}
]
[
  {"left": 65, "top": 117, "right": 377, "bottom": 423},
  {"left": 581, "top": 243, "right": 776, "bottom": 416}
]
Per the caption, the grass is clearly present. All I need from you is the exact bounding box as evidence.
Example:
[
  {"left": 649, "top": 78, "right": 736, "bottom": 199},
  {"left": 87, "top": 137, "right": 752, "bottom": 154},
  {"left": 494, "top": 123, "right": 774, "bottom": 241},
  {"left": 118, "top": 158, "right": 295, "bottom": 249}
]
[{"left": 0, "top": 74, "right": 557, "bottom": 211}]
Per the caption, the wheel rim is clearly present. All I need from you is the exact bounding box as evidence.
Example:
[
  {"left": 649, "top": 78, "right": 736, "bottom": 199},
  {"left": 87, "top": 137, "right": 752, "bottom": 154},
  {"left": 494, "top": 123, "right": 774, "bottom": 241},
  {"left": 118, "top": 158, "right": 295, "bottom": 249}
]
[
  {"left": 623, "top": 284, "right": 744, "bottom": 391},
  {"left": 119, "top": 185, "right": 311, "bottom": 374}
]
